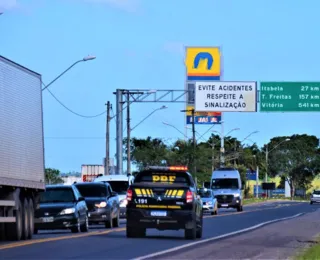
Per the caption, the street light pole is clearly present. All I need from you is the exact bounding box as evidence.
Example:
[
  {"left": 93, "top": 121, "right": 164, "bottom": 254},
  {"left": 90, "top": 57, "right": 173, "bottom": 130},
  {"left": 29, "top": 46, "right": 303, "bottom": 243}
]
[
  {"left": 41, "top": 55, "right": 96, "bottom": 91},
  {"left": 265, "top": 138, "right": 290, "bottom": 182}
]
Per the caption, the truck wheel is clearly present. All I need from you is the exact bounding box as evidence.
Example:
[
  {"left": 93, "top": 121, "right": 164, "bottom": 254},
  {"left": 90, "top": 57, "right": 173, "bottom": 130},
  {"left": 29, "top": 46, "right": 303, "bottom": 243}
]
[
  {"left": 196, "top": 214, "right": 203, "bottom": 238},
  {"left": 27, "top": 198, "right": 34, "bottom": 239},
  {"left": 237, "top": 205, "right": 243, "bottom": 212},
  {"left": 6, "top": 199, "right": 23, "bottom": 241},
  {"left": 126, "top": 225, "right": 146, "bottom": 238},
  {"left": 21, "top": 198, "right": 30, "bottom": 240},
  {"left": 185, "top": 220, "right": 197, "bottom": 240}
]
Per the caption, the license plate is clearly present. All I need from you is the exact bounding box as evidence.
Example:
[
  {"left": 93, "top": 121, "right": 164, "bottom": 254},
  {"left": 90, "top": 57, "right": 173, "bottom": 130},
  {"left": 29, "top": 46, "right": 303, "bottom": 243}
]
[
  {"left": 150, "top": 211, "right": 167, "bottom": 217},
  {"left": 42, "top": 217, "right": 54, "bottom": 223},
  {"left": 221, "top": 204, "right": 228, "bottom": 207}
]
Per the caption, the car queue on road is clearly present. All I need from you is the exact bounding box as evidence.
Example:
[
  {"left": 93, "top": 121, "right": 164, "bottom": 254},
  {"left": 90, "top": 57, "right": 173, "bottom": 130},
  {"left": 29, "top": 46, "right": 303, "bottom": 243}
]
[{"left": 34, "top": 166, "right": 246, "bottom": 240}]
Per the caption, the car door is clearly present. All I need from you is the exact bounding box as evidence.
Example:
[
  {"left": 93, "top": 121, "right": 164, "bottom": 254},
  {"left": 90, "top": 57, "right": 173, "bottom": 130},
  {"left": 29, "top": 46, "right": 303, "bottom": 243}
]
[
  {"left": 107, "top": 184, "right": 117, "bottom": 218},
  {"left": 73, "top": 186, "right": 87, "bottom": 222}
]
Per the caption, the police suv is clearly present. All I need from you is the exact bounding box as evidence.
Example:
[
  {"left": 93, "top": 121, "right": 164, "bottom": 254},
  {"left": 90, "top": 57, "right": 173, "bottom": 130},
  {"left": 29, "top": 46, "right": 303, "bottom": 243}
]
[{"left": 126, "top": 166, "right": 203, "bottom": 240}]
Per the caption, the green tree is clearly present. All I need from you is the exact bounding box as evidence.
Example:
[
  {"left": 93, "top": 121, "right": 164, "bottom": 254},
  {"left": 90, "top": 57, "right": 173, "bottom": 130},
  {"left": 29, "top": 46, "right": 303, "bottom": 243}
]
[
  {"left": 45, "top": 168, "right": 64, "bottom": 185},
  {"left": 123, "top": 136, "right": 169, "bottom": 170},
  {"left": 266, "top": 134, "right": 320, "bottom": 199}
]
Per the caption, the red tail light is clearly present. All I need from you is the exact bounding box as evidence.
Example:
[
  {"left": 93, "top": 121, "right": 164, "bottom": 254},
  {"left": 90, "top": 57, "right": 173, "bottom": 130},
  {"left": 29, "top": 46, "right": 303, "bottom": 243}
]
[
  {"left": 127, "top": 188, "right": 133, "bottom": 201},
  {"left": 186, "top": 190, "right": 193, "bottom": 203}
]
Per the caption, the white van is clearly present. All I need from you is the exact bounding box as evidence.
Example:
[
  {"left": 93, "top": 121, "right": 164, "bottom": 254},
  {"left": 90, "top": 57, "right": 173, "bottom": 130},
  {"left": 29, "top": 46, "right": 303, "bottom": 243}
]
[
  {"left": 210, "top": 168, "right": 243, "bottom": 212},
  {"left": 94, "top": 174, "right": 134, "bottom": 218}
]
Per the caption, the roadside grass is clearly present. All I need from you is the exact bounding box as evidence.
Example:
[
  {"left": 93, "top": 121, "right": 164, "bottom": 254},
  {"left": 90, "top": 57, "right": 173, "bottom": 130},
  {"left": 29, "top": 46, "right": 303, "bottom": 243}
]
[
  {"left": 295, "top": 236, "right": 320, "bottom": 260},
  {"left": 243, "top": 197, "right": 308, "bottom": 205}
]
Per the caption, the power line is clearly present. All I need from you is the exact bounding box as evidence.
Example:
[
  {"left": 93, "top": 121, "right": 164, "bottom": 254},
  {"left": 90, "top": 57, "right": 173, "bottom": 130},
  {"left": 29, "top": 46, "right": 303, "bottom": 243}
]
[{"left": 42, "top": 82, "right": 106, "bottom": 118}]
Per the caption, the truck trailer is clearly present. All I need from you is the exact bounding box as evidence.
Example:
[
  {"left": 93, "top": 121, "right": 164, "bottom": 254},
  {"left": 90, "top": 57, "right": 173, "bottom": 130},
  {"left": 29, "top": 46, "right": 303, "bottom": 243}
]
[{"left": 0, "top": 55, "right": 45, "bottom": 240}]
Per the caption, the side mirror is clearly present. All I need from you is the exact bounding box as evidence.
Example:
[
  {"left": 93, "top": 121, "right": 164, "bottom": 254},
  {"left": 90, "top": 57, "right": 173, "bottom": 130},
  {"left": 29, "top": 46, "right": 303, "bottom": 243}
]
[
  {"left": 78, "top": 197, "right": 85, "bottom": 202},
  {"left": 111, "top": 191, "right": 118, "bottom": 197}
]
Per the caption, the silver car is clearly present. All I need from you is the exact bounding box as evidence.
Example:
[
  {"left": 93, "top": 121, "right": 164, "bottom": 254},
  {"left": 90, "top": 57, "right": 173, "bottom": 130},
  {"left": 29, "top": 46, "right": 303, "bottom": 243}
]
[
  {"left": 198, "top": 188, "right": 218, "bottom": 215},
  {"left": 310, "top": 190, "right": 320, "bottom": 204}
]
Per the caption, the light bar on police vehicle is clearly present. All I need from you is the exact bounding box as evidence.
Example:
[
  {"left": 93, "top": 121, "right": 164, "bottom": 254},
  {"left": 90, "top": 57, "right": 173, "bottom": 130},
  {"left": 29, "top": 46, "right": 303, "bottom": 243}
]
[{"left": 146, "top": 166, "right": 188, "bottom": 171}]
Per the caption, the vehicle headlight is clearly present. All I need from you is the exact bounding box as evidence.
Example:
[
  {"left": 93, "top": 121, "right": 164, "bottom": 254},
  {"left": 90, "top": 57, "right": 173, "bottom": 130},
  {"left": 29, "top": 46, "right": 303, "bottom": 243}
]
[
  {"left": 207, "top": 201, "right": 213, "bottom": 205},
  {"left": 233, "top": 194, "right": 240, "bottom": 197},
  {"left": 120, "top": 199, "right": 128, "bottom": 207},
  {"left": 95, "top": 201, "right": 107, "bottom": 208},
  {"left": 59, "top": 208, "right": 75, "bottom": 215}
]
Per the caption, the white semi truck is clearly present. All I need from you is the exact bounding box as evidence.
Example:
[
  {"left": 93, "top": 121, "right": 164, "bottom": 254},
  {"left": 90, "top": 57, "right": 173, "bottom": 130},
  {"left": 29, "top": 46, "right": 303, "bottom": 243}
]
[{"left": 0, "top": 55, "right": 45, "bottom": 241}]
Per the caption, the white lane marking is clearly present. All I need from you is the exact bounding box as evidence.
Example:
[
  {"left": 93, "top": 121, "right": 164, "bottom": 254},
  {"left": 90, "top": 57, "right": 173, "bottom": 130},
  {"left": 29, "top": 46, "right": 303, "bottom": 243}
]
[{"left": 133, "top": 213, "right": 304, "bottom": 260}]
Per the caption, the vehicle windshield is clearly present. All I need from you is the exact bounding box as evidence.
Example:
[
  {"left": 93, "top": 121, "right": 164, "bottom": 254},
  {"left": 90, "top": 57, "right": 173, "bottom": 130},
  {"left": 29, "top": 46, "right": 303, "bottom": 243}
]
[
  {"left": 198, "top": 189, "right": 212, "bottom": 198},
  {"left": 40, "top": 188, "right": 75, "bottom": 203},
  {"left": 313, "top": 190, "right": 320, "bottom": 195},
  {"left": 211, "top": 178, "right": 239, "bottom": 189},
  {"left": 135, "top": 171, "right": 191, "bottom": 186},
  {"left": 106, "top": 181, "right": 128, "bottom": 195},
  {"left": 76, "top": 184, "right": 107, "bottom": 197}
]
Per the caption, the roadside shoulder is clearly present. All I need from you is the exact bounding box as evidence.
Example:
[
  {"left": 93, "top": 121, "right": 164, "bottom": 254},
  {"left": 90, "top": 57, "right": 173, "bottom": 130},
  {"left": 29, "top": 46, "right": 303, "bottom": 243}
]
[{"left": 155, "top": 208, "right": 320, "bottom": 260}]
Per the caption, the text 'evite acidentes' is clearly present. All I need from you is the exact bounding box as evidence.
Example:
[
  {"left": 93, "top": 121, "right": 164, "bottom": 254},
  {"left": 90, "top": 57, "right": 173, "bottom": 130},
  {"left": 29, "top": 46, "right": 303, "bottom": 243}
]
[{"left": 195, "top": 81, "right": 257, "bottom": 112}]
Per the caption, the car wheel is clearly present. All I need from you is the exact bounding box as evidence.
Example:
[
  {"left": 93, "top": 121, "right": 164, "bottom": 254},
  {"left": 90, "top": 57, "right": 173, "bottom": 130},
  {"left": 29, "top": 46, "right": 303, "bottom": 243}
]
[
  {"left": 80, "top": 215, "right": 89, "bottom": 232},
  {"left": 112, "top": 212, "right": 120, "bottom": 227},
  {"left": 185, "top": 219, "right": 197, "bottom": 240},
  {"left": 196, "top": 213, "right": 203, "bottom": 238},
  {"left": 71, "top": 217, "right": 80, "bottom": 233},
  {"left": 310, "top": 201, "right": 313, "bottom": 205},
  {"left": 105, "top": 214, "right": 113, "bottom": 229}
]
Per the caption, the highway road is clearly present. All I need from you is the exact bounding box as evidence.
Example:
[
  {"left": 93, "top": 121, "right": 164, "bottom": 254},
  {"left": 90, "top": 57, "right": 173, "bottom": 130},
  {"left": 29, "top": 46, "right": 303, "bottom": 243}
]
[{"left": 0, "top": 201, "right": 318, "bottom": 259}]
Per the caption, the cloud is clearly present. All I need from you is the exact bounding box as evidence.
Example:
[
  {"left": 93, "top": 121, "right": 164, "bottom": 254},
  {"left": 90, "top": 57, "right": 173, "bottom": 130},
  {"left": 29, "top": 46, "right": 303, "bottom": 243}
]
[
  {"left": 0, "top": 0, "right": 19, "bottom": 12},
  {"left": 82, "top": 0, "right": 141, "bottom": 13}
]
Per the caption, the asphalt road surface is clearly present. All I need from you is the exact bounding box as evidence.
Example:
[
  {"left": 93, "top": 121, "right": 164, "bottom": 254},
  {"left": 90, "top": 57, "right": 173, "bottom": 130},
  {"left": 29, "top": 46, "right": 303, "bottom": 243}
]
[{"left": 0, "top": 201, "right": 318, "bottom": 259}]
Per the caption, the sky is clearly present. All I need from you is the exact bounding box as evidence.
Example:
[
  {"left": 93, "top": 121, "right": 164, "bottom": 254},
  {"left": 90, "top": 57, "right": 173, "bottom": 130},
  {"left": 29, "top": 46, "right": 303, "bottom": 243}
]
[{"left": 1, "top": 0, "right": 319, "bottom": 173}]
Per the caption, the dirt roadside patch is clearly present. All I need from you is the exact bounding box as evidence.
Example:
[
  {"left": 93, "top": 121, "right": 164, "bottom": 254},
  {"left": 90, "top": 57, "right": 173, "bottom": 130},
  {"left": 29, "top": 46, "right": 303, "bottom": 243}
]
[{"left": 158, "top": 208, "right": 320, "bottom": 260}]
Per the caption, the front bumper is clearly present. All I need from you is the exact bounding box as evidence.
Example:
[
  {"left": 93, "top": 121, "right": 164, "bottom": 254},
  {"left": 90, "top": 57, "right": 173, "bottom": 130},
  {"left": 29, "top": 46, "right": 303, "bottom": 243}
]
[
  {"left": 310, "top": 198, "right": 320, "bottom": 203},
  {"left": 126, "top": 208, "right": 195, "bottom": 230},
  {"left": 217, "top": 196, "right": 241, "bottom": 208},
  {"left": 88, "top": 208, "right": 110, "bottom": 223},
  {"left": 202, "top": 204, "right": 214, "bottom": 212},
  {"left": 35, "top": 214, "right": 78, "bottom": 230}
]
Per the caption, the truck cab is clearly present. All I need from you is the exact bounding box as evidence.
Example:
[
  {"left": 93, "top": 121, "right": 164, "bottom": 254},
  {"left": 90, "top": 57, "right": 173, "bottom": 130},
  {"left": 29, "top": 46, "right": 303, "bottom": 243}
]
[{"left": 210, "top": 167, "right": 243, "bottom": 212}]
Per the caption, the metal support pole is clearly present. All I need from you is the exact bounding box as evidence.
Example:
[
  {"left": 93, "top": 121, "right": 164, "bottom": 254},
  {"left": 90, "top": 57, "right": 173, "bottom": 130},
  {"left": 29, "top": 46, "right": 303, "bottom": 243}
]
[
  {"left": 126, "top": 93, "right": 131, "bottom": 176},
  {"left": 105, "top": 101, "right": 111, "bottom": 176},
  {"left": 211, "top": 142, "right": 215, "bottom": 172},
  {"left": 220, "top": 115, "right": 225, "bottom": 167},
  {"left": 265, "top": 146, "right": 268, "bottom": 182},
  {"left": 191, "top": 109, "right": 197, "bottom": 184},
  {"left": 116, "top": 89, "right": 123, "bottom": 175}
]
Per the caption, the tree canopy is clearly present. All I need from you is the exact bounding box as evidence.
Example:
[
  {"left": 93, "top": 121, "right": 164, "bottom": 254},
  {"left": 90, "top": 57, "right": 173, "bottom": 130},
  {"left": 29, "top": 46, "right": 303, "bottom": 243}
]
[
  {"left": 123, "top": 134, "right": 320, "bottom": 196},
  {"left": 45, "top": 168, "right": 64, "bottom": 185}
]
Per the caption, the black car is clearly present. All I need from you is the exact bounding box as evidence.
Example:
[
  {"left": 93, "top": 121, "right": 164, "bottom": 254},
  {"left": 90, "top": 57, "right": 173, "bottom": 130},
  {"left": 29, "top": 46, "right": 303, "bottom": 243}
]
[
  {"left": 126, "top": 166, "right": 203, "bottom": 240},
  {"left": 75, "top": 182, "right": 120, "bottom": 228},
  {"left": 34, "top": 185, "right": 89, "bottom": 233}
]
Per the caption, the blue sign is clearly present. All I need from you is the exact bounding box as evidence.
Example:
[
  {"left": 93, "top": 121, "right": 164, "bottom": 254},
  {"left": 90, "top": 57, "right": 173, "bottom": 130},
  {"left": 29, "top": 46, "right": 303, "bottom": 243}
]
[
  {"left": 186, "top": 115, "right": 222, "bottom": 125},
  {"left": 246, "top": 170, "right": 257, "bottom": 181},
  {"left": 271, "top": 189, "right": 285, "bottom": 195}
]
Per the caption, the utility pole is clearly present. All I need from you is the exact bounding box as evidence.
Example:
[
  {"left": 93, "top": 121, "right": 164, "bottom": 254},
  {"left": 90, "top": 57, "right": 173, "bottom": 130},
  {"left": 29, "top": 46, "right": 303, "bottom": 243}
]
[
  {"left": 265, "top": 145, "right": 268, "bottom": 182},
  {"left": 126, "top": 92, "right": 131, "bottom": 176},
  {"left": 181, "top": 108, "right": 197, "bottom": 184},
  {"left": 234, "top": 140, "right": 237, "bottom": 167},
  {"left": 105, "top": 101, "right": 111, "bottom": 176}
]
